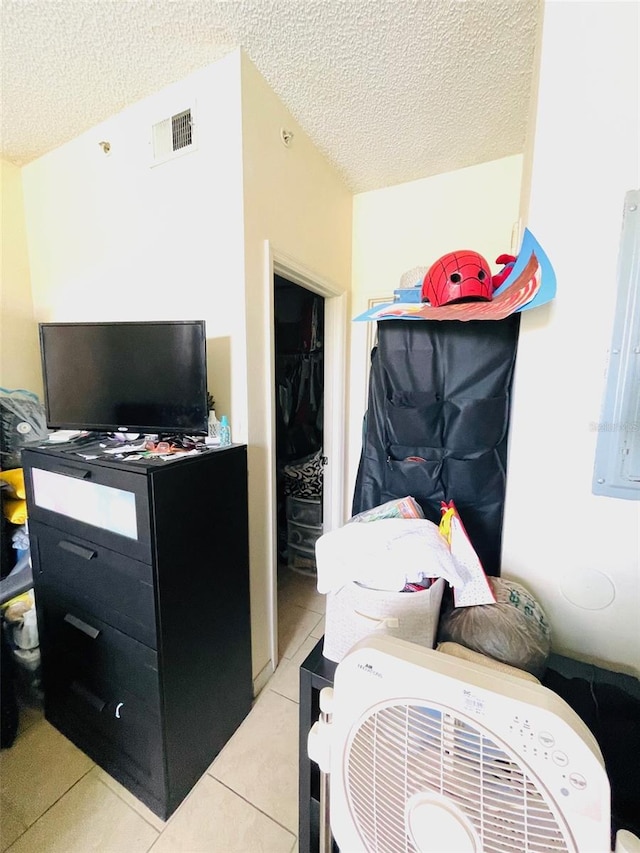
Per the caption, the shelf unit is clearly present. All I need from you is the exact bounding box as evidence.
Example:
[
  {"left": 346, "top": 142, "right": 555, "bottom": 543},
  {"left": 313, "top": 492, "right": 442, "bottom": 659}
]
[{"left": 299, "top": 638, "right": 337, "bottom": 853}]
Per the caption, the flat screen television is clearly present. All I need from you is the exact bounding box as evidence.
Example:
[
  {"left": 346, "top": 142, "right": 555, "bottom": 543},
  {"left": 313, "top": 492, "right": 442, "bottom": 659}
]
[{"left": 39, "top": 320, "right": 209, "bottom": 435}]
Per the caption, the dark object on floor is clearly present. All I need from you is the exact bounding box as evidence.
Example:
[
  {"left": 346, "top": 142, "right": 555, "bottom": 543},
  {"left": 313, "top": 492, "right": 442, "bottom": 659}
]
[
  {"left": 1, "top": 626, "right": 19, "bottom": 748},
  {"left": 543, "top": 667, "right": 640, "bottom": 839},
  {"left": 0, "top": 555, "right": 35, "bottom": 748}
]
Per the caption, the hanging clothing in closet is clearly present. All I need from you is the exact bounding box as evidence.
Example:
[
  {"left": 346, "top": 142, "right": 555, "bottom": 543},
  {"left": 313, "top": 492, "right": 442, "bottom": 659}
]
[
  {"left": 274, "top": 278, "right": 325, "bottom": 568},
  {"left": 276, "top": 352, "right": 323, "bottom": 461},
  {"left": 274, "top": 278, "right": 324, "bottom": 465}
]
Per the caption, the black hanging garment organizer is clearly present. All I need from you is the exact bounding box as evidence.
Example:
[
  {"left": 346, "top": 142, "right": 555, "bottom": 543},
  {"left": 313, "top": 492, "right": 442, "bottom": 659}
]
[{"left": 352, "top": 315, "right": 521, "bottom": 576}]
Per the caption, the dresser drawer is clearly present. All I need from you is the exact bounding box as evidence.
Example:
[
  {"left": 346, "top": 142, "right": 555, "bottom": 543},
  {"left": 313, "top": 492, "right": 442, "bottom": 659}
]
[
  {"left": 23, "top": 450, "right": 152, "bottom": 563},
  {"left": 46, "top": 677, "right": 165, "bottom": 801},
  {"left": 38, "top": 598, "right": 160, "bottom": 713},
  {"left": 31, "top": 521, "right": 157, "bottom": 648}
]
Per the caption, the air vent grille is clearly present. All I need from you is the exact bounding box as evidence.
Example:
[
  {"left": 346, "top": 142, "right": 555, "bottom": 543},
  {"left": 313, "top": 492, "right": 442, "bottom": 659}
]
[
  {"left": 172, "top": 109, "right": 192, "bottom": 151},
  {"left": 151, "top": 108, "right": 195, "bottom": 165}
]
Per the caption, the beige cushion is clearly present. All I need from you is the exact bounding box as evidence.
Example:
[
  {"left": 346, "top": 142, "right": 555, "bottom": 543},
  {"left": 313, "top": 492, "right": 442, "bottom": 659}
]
[{"left": 437, "top": 641, "right": 540, "bottom": 684}]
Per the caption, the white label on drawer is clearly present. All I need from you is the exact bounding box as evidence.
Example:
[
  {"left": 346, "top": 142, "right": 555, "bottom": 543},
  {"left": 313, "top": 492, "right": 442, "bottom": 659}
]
[{"left": 32, "top": 468, "right": 138, "bottom": 540}]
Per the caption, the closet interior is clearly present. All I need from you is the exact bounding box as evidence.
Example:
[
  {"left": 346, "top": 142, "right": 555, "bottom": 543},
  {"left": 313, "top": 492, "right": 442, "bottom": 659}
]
[{"left": 273, "top": 276, "right": 325, "bottom": 579}]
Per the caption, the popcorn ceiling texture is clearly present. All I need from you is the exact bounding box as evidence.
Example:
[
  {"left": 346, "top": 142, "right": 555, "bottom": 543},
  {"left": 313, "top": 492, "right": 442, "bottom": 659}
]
[{"left": 1, "top": 0, "right": 541, "bottom": 192}]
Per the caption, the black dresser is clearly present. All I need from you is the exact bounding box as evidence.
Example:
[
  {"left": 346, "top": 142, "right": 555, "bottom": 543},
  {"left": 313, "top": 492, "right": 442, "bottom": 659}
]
[{"left": 22, "top": 443, "right": 253, "bottom": 819}]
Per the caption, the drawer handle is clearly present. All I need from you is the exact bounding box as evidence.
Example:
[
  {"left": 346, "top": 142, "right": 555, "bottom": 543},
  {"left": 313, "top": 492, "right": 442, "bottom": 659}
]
[
  {"left": 52, "top": 464, "right": 92, "bottom": 480},
  {"left": 64, "top": 613, "right": 100, "bottom": 639},
  {"left": 71, "top": 681, "right": 106, "bottom": 713},
  {"left": 58, "top": 541, "right": 97, "bottom": 561}
]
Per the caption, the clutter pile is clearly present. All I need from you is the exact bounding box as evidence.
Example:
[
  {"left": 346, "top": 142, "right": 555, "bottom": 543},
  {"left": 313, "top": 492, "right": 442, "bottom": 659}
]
[
  {"left": 0, "top": 466, "right": 27, "bottom": 526},
  {"left": 317, "top": 497, "right": 476, "bottom": 662},
  {"left": 316, "top": 496, "right": 551, "bottom": 676},
  {"left": 2, "top": 591, "right": 41, "bottom": 699},
  {"left": 0, "top": 388, "right": 48, "bottom": 471},
  {"left": 1, "top": 388, "right": 46, "bottom": 748}
]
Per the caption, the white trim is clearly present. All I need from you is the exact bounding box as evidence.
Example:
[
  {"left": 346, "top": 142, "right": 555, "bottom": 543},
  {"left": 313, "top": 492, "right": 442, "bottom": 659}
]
[
  {"left": 265, "top": 241, "right": 347, "bottom": 667},
  {"left": 364, "top": 297, "right": 391, "bottom": 409},
  {"left": 252, "top": 659, "right": 275, "bottom": 699},
  {"left": 322, "top": 291, "right": 348, "bottom": 532},
  {"left": 263, "top": 244, "right": 280, "bottom": 673}
]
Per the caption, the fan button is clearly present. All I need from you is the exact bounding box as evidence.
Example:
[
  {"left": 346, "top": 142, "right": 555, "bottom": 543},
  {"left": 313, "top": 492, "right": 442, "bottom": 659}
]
[
  {"left": 552, "top": 750, "right": 569, "bottom": 767},
  {"left": 538, "top": 731, "right": 555, "bottom": 748},
  {"left": 569, "top": 772, "right": 587, "bottom": 790}
]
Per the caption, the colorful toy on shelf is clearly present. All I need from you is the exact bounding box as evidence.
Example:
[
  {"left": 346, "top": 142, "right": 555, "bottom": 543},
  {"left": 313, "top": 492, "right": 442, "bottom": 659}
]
[
  {"left": 354, "top": 228, "right": 556, "bottom": 322},
  {"left": 421, "top": 250, "right": 494, "bottom": 307},
  {"left": 491, "top": 253, "right": 517, "bottom": 288}
]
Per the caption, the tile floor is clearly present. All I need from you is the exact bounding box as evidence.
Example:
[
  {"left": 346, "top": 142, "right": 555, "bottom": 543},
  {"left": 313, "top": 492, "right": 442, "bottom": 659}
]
[{"left": 0, "top": 567, "right": 325, "bottom": 853}]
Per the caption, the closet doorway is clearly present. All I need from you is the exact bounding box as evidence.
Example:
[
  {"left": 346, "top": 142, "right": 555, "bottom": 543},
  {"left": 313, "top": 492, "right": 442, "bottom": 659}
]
[
  {"left": 266, "top": 246, "right": 346, "bottom": 676},
  {"left": 273, "top": 275, "right": 326, "bottom": 660}
]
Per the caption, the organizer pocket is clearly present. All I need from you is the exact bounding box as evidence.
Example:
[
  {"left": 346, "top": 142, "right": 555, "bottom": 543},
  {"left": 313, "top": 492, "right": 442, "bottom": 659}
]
[
  {"left": 445, "top": 396, "right": 509, "bottom": 454},
  {"left": 443, "top": 452, "right": 506, "bottom": 503},
  {"left": 385, "top": 392, "right": 444, "bottom": 447},
  {"left": 383, "top": 452, "right": 446, "bottom": 513}
]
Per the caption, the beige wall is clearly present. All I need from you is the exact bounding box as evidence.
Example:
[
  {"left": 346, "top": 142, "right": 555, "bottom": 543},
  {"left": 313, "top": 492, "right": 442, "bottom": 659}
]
[
  {"left": 348, "top": 155, "right": 524, "bottom": 498},
  {"left": 503, "top": 1, "right": 639, "bottom": 676},
  {"left": 0, "top": 159, "right": 41, "bottom": 393},
  {"left": 240, "top": 53, "right": 352, "bottom": 680}
]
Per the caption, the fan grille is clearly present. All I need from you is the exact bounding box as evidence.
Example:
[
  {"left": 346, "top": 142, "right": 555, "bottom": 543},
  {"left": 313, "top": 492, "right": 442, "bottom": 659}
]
[{"left": 345, "top": 703, "right": 575, "bottom": 853}]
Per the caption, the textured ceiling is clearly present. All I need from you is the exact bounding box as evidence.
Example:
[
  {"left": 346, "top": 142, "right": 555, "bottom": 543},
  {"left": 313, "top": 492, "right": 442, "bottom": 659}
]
[{"left": 0, "top": 0, "right": 542, "bottom": 193}]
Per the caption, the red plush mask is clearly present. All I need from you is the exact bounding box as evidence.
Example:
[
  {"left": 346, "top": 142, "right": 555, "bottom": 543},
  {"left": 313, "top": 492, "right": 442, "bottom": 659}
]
[{"left": 421, "top": 250, "right": 493, "bottom": 307}]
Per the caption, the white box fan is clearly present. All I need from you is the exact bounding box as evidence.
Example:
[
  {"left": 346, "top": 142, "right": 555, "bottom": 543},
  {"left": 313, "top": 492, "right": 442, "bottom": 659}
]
[{"left": 308, "top": 635, "right": 640, "bottom": 853}]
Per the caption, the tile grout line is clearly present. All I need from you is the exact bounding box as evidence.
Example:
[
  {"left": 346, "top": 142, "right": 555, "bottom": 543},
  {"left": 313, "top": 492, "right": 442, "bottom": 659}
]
[
  {"left": 6, "top": 590, "right": 320, "bottom": 850},
  {"left": 4, "top": 762, "right": 96, "bottom": 846},
  {"left": 3, "top": 578, "right": 320, "bottom": 851},
  {"left": 211, "top": 778, "right": 298, "bottom": 843},
  {"left": 92, "top": 772, "right": 165, "bottom": 835}
]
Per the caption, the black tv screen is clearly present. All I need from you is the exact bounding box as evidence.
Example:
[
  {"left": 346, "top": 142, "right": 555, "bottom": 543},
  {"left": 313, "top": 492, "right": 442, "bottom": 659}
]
[{"left": 39, "top": 320, "right": 208, "bottom": 435}]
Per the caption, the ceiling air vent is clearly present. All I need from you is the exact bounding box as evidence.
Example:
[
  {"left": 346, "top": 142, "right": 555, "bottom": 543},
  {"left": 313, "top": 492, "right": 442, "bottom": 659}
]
[{"left": 151, "top": 107, "right": 196, "bottom": 166}]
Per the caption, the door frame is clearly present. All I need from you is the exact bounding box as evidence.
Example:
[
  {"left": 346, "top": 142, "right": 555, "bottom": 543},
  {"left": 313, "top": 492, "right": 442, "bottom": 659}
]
[{"left": 264, "top": 241, "right": 347, "bottom": 667}]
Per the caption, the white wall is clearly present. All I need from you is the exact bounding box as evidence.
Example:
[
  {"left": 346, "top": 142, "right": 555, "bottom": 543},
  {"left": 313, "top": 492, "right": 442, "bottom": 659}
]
[
  {"left": 503, "top": 1, "right": 640, "bottom": 676},
  {"left": 0, "top": 159, "right": 41, "bottom": 392},
  {"left": 22, "top": 53, "right": 246, "bottom": 426},
  {"left": 348, "top": 155, "right": 524, "bottom": 501}
]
